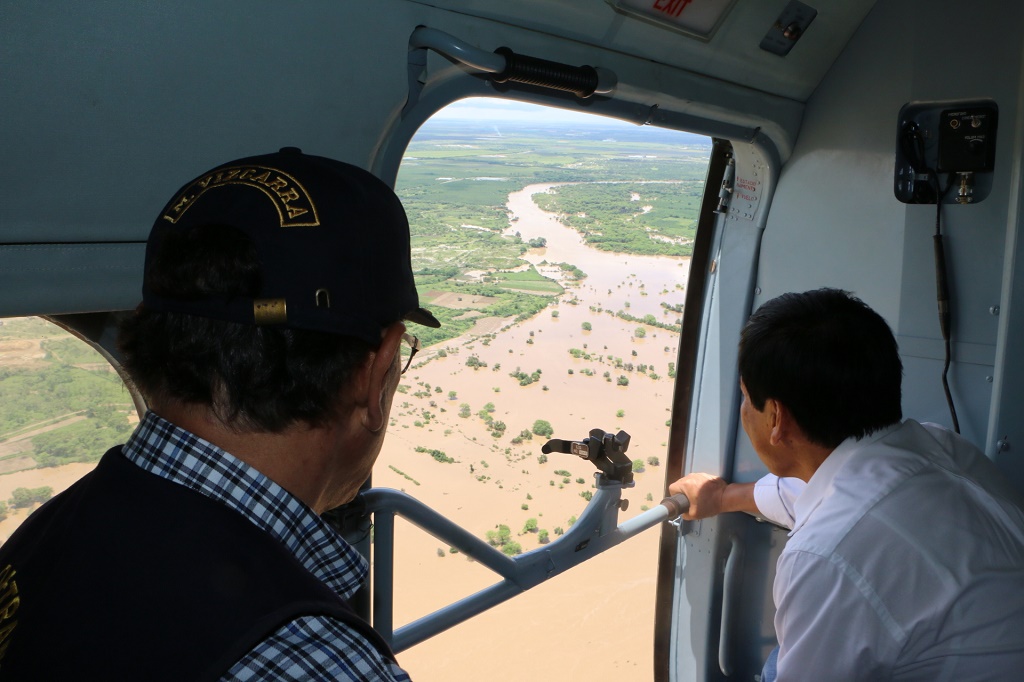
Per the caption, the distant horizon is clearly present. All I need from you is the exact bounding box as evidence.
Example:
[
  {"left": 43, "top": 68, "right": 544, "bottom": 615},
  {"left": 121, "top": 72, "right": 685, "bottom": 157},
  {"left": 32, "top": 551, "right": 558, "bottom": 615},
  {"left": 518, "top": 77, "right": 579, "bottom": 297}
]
[{"left": 423, "top": 98, "right": 710, "bottom": 145}]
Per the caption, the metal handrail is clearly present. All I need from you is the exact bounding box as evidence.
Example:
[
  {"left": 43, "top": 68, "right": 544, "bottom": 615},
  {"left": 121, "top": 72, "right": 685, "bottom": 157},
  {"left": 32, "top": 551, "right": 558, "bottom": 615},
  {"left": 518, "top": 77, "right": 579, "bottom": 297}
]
[
  {"left": 361, "top": 478, "right": 688, "bottom": 652},
  {"left": 409, "top": 26, "right": 617, "bottom": 97}
]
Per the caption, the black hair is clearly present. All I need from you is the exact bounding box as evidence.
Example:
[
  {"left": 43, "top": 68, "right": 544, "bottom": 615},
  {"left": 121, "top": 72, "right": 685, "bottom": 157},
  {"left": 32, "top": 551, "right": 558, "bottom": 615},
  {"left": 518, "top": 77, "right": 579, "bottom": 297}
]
[
  {"left": 119, "top": 224, "right": 372, "bottom": 433},
  {"left": 738, "top": 288, "right": 902, "bottom": 449}
]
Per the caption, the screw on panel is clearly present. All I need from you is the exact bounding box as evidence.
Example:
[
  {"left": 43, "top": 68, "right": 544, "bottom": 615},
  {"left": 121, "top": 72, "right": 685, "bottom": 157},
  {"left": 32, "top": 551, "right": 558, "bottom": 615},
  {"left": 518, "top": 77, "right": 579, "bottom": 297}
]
[
  {"left": 990, "top": 306, "right": 1000, "bottom": 315},
  {"left": 986, "top": 376, "right": 994, "bottom": 383},
  {"left": 996, "top": 438, "right": 1010, "bottom": 453}
]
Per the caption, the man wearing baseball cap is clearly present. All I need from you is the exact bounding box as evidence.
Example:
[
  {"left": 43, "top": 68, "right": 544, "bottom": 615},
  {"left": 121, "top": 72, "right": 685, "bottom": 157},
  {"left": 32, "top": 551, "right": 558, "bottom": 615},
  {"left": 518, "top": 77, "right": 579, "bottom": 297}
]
[{"left": 0, "top": 148, "right": 437, "bottom": 680}]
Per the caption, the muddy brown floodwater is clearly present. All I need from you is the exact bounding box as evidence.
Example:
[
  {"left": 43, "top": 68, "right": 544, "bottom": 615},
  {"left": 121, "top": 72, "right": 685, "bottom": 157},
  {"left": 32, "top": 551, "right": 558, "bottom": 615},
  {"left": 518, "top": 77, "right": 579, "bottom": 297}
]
[{"left": 381, "top": 184, "right": 689, "bottom": 681}]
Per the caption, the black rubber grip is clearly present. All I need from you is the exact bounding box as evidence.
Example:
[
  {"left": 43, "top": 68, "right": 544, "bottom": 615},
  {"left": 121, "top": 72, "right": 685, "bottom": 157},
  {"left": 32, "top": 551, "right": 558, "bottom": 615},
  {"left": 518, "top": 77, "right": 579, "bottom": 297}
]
[
  {"left": 492, "top": 46, "right": 599, "bottom": 98},
  {"left": 660, "top": 493, "right": 691, "bottom": 520}
]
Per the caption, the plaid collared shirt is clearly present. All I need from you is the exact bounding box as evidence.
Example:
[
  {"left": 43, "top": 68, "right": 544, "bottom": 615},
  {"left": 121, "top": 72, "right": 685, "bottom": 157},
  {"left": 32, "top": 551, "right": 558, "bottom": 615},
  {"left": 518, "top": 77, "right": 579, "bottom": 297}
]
[{"left": 122, "top": 412, "right": 412, "bottom": 681}]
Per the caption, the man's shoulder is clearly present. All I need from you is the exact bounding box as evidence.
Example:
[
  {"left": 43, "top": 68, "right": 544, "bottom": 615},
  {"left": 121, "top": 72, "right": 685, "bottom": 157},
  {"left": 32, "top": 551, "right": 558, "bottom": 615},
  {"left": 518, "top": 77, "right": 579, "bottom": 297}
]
[
  {"left": 785, "top": 417, "right": 1024, "bottom": 583},
  {"left": 224, "top": 614, "right": 410, "bottom": 682},
  {"left": 783, "top": 422, "right": 968, "bottom": 556}
]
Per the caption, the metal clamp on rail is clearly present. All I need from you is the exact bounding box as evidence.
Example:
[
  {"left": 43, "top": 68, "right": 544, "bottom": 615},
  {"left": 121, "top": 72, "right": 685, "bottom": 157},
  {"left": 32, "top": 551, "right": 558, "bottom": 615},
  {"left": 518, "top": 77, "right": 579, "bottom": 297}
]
[
  {"left": 409, "top": 26, "right": 616, "bottom": 98},
  {"left": 542, "top": 428, "right": 634, "bottom": 485}
]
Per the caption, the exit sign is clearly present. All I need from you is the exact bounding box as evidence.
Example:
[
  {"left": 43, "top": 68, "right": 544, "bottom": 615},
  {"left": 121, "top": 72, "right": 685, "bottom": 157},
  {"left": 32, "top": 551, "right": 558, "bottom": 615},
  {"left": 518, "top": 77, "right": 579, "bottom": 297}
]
[{"left": 608, "top": 0, "right": 739, "bottom": 40}]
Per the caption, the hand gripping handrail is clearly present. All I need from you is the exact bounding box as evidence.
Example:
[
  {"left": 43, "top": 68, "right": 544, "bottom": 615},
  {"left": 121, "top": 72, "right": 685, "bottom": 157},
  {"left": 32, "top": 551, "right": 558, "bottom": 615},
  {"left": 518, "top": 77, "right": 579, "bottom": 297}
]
[{"left": 361, "top": 478, "right": 688, "bottom": 652}]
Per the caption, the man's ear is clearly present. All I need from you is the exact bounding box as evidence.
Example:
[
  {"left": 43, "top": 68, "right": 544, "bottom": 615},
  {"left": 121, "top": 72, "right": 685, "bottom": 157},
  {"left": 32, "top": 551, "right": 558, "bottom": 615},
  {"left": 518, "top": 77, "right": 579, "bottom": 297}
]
[
  {"left": 362, "top": 322, "right": 405, "bottom": 433},
  {"left": 767, "top": 398, "right": 787, "bottom": 446}
]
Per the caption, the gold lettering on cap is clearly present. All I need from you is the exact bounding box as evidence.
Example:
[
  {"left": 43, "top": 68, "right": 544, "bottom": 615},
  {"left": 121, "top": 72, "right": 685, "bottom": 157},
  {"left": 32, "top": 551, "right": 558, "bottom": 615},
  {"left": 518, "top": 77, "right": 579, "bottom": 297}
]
[
  {"left": 161, "top": 165, "right": 320, "bottom": 227},
  {"left": 265, "top": 176, "right": 288, "bottom": 192},
  {"left": 0, "top": 565, "right": 19, "bottom": 663}
]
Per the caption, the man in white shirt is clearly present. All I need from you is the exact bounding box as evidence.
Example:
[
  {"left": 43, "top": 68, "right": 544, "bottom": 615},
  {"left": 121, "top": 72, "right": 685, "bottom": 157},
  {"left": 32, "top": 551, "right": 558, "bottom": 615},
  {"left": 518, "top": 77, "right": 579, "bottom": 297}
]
[{"left": 670, "top": 288, "right": 1024, "bottom": 681}]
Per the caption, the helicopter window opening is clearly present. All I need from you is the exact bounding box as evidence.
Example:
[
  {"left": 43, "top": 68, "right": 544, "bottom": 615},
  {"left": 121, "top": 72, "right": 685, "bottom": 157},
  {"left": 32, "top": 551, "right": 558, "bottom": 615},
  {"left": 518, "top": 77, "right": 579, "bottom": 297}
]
[
  {"left": 384, "top": 98, "right": 711, "bottom": 680},
  {"left": 0, "top": 317, "right": 139, "bottom": 545}
]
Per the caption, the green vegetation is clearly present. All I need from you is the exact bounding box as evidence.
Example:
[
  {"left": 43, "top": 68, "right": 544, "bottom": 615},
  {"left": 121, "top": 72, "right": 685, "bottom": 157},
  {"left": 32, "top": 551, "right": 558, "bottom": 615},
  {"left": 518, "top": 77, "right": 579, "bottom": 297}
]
[
  {"left": 533, "top": 182, "right": 701, "bottom": 257},
  {"left": 395, "top": 121, "right": 710, "bottom": 351},
  {"left": 486, "top": 524, "right": 512, "bottom": 546},
  {"left": 489, "top": 265, "right": 563, "bottom": 294},
  {"left": 32, "top": 411, "right": 133, "bottom": 467},
  {"left": 511, "top": 429, "right": 534, "bottom": 445},
  {"left": 415, "top": 446, "right": 456, "bottom": 464},
  {"left": 10, "top": 486, "right": 53, "bottom": 508},
  {"left": 388, "top": 465, "right": 421, "bottom": 486},
  {"left": 509, "top": 367, "right": 542, "bottom": 386},
  {"left": 484, "top": 523, "right": 523, "bottom": 555},
  {"left": 1, "top": 365, "right": 132, "bottom": 438},
  {"left": 0, "top": 317, "right": 137, "bottom": 471},
  {"left": 532, "top": 420, "right": 554, "bottom": 438},
  {"left": 555, "top": 262, "right": 587, "bottom": 280},
  {"left": 502, "top": 541, "right": 523, "bottom": 556}
]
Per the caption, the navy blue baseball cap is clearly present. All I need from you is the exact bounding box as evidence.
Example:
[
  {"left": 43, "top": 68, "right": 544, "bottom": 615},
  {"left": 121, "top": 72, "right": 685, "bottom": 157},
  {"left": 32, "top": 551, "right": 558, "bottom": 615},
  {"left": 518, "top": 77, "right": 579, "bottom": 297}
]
[{"left": 142, "top": 147, "right": 439, "bottom": 343}]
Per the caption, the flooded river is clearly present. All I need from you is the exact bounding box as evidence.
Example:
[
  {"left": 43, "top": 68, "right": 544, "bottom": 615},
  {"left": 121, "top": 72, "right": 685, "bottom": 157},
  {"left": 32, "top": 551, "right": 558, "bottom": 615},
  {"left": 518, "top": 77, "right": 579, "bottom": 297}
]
[
  {"left": 505, "top": 183, "right": 690, "bottom": 322},
  {"left": 387, "top": 184, "right": 689, "bottom": 682}
]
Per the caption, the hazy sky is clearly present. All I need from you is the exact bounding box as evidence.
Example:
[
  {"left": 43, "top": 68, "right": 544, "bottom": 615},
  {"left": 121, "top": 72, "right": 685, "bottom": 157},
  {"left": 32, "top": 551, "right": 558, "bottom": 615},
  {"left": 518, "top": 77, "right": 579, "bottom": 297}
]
[
  {"left": 424, "top": 97, "right": 710, "bottom": 146},
  {"left": 430, "top": 98, "right": 637, "bottom": 128}
]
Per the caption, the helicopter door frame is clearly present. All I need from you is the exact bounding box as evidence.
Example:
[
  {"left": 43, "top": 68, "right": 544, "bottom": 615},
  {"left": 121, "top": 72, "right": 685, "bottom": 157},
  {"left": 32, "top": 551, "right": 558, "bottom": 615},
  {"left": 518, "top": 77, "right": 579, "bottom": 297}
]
[{"left": 370, "top": 25, "right": 792, "bottom": 679}]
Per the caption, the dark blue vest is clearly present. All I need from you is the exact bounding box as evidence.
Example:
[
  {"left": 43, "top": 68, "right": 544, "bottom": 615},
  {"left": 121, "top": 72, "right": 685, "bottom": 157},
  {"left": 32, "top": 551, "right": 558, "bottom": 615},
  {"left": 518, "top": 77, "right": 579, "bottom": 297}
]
[{"left": 0, "top": 447, "right": 394, "bottom": 681}]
